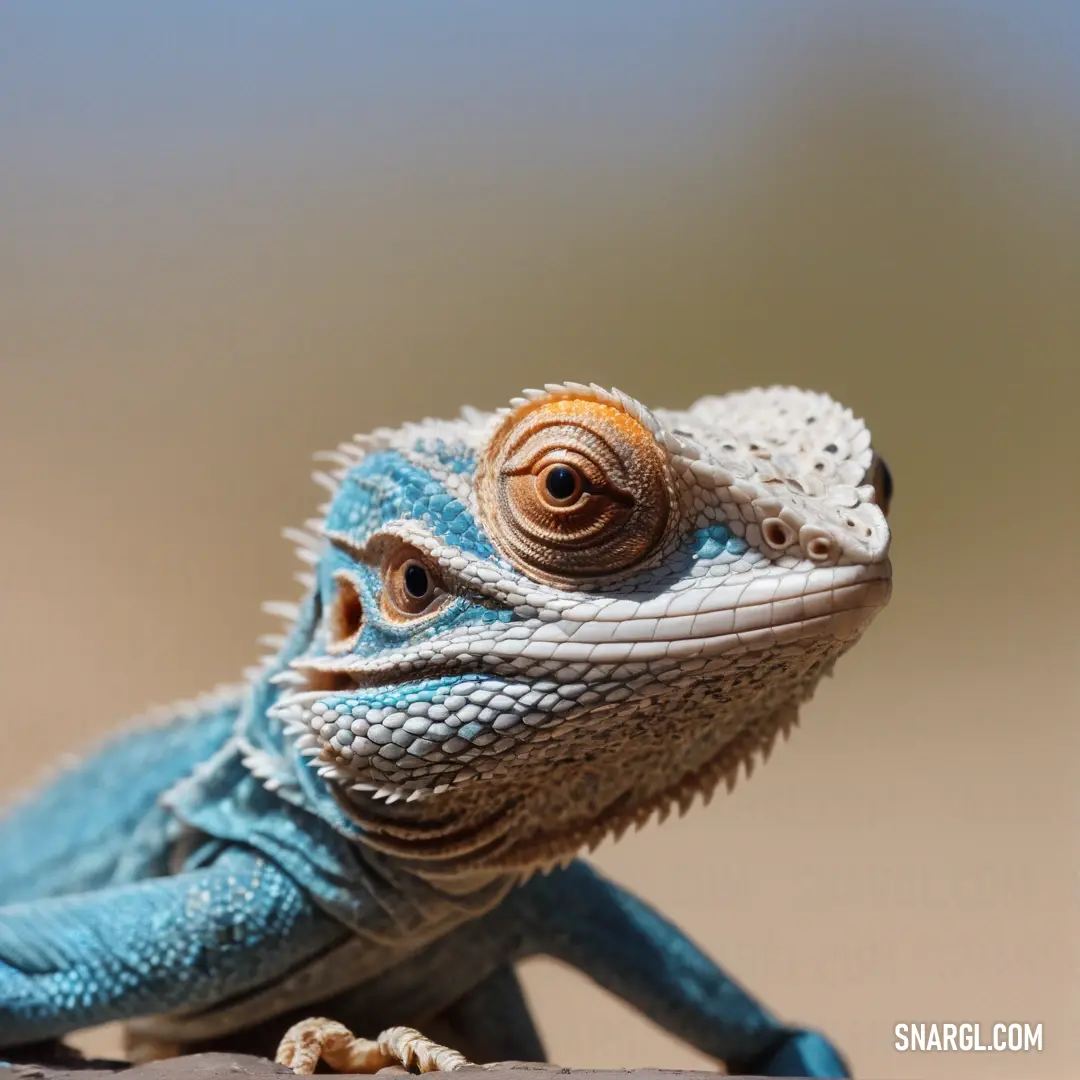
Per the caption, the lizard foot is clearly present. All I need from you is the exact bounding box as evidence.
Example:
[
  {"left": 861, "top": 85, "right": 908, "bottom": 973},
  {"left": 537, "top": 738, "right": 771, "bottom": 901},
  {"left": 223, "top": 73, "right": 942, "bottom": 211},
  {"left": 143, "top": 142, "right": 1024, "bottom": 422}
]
[{"left": 276, "top": 1017, "right": 473, "bottom": 1075}]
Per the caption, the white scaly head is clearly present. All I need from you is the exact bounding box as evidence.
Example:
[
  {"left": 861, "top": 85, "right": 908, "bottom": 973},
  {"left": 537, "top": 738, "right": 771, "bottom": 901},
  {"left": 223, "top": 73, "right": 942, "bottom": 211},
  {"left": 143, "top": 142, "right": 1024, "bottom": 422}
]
[{"left": 264, "top": 384, "right": 892, "bottom": 876}]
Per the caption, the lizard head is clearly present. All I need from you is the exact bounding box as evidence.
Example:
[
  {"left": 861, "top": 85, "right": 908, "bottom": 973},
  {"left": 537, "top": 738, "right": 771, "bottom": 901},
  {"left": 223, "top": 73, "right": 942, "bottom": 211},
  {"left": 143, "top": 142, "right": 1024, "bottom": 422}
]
[{"left": 269, "top": 384, "right": 892, "bottom": 875}]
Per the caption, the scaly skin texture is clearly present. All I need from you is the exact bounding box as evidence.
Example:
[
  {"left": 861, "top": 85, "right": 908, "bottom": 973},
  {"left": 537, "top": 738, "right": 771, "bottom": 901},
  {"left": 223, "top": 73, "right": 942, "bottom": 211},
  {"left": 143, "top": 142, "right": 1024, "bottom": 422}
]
[{"left": 0, "top": 384, "right": 892, "bottom": 1078}]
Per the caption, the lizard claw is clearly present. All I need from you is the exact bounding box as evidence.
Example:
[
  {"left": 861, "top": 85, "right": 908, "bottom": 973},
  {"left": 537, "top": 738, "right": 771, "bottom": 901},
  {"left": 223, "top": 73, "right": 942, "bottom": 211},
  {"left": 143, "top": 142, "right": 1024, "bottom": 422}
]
[{"left": 276, "top": 1017, "right": 473, "bottom": 1075}]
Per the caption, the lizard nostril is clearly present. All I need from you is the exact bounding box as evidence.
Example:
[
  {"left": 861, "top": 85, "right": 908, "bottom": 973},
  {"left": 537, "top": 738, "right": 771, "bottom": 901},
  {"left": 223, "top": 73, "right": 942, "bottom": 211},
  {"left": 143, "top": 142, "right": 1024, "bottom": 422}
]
[
  {"left": 799, "top": 524, "right": 838, "bottom": 563},
  {"left": 327, "top": 574, "right": 364, "bottom": 653},
  {"left": 761, "top": 518, "right": 796, "bottom": 550}
]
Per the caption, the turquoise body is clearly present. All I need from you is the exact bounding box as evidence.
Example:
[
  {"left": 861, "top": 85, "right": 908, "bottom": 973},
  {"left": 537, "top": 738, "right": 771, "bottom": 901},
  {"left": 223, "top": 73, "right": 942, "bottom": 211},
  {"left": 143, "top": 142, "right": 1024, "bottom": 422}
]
[{"left": 0, "top": 443, "right": 850, "bottom": 1077}]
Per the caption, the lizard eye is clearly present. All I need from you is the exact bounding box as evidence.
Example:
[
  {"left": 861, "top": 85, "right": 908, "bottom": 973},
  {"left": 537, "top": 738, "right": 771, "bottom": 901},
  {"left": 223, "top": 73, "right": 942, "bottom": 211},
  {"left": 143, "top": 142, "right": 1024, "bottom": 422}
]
[
  {"left": 382, "top": 545, "right": 448, "bottom": 621},
  {"left": 476, "top": 396, "right": 672, "bottom": 584}
]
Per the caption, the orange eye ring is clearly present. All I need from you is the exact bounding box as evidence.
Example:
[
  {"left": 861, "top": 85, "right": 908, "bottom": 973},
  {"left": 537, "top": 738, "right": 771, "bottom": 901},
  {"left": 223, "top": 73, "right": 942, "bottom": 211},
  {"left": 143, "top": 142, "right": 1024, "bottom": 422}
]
[{"left": 475, "top": 397, "right": 673, "bottom": 584}]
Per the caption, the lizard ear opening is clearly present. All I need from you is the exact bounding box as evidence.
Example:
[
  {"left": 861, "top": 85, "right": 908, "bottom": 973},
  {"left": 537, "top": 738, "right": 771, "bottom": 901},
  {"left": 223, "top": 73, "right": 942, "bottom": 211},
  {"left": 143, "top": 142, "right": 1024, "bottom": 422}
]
[
  {"left": 326, "top": 572, "right": 365, "bottom": 654},
  {"left": 475, "top": 391, "right": 673, "bottom": 586}
]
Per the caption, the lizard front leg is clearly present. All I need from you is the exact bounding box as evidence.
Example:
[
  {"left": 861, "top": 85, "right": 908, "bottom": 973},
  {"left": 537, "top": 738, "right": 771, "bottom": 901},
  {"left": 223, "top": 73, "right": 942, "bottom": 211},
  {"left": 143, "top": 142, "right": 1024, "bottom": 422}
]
[
  {"left": 0, "top": 847, "right": 346, "bottom": 1050},
  {"left": 511, "top": 860, "right": 850, "bottom": 1079},
  {"left": 272, "top": 960, "right": 543, "bottom": 1073},
  {"left": 435, "top": 963, "right": 546, "bottom": 1064},
  {"left": 270, "top": 960, "right": 546, "bottom": 1072}
]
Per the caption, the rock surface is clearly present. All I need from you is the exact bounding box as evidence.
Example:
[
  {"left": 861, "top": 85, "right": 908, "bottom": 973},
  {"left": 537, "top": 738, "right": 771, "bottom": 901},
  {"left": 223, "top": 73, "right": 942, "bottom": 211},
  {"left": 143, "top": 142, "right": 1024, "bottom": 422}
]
[{"left": 1, "top": 1053, "right": 762, "bottom": 1080}]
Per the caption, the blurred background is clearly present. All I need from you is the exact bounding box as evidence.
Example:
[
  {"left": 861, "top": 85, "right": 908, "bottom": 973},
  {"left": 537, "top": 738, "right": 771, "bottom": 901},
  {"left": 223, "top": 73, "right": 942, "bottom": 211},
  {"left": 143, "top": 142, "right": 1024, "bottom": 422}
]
[{"left": 1, "top": 3, "right": 1077, "bottom": 1077}]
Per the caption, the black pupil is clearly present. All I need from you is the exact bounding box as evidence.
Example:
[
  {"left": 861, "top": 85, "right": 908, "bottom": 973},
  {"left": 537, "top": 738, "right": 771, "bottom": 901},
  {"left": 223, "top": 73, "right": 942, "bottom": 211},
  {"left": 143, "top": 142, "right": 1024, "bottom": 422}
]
[
  {"left": 545, "top": 466, "right": 578, "bottom": 501},
  {"left": 403, "top": 562, "right": 429, "bottom": 599}
]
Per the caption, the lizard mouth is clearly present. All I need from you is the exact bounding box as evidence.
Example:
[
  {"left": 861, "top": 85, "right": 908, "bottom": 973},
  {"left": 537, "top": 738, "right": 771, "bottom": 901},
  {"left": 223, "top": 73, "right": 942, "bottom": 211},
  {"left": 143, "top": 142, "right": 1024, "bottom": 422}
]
[
  {"left": 529, "top": 559, "right": 893, "bottom": 661},
  {"left": 273, "top": 560, "right": 891, "bottom": 805},
  {"left": 292, "top": 558, "right": 892, "bottom": 694},
  {"left": 263, "top": 558, "right": 893, "bottom": 876}
]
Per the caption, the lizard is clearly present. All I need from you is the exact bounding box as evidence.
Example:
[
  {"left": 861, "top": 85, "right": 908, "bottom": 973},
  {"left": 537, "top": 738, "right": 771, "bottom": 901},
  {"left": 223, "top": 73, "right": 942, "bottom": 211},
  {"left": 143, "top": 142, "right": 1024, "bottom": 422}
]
[{"left": 0, "top": 383, "right": 893, "bottom": 1078}]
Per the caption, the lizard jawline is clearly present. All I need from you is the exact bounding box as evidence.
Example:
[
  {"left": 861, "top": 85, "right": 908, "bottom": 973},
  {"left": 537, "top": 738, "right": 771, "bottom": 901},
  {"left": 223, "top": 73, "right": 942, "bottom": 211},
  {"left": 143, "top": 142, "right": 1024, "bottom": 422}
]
[{"left": 328, "top": 698, "right": 802, "bottom": 879}]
